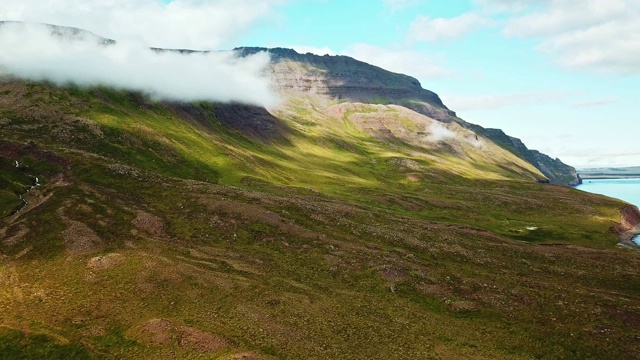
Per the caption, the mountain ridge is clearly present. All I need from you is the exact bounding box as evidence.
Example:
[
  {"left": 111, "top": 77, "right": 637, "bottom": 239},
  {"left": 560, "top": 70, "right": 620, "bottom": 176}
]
[
  {"left": 0, "top": 21, "right": 583, "bottom": 185},
  {"left": 236, "top": 46, "right": 580, "bottom": 185}
]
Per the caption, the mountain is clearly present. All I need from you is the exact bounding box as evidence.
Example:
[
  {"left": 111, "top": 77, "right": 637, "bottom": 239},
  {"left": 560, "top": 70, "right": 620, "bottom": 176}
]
[
  {"left": 237, "top": 47, "right": 580, "bottom": 185},
  {"left": 0, "top": 24, "right": 639, "bottom": 359},
  {"left": 455, "top": 122, "right": 582, "bottom": 185},
  {"left": 0, "top": 20, "right": 115, "bottom": 45},
  {"left": 236, "top": 47, "right": 456, "bottom": 122}
]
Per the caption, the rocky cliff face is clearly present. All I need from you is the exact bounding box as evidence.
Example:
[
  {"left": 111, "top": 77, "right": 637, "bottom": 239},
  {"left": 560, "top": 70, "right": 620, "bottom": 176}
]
[
  {"left": 620, "top": 205, "right": 640, "bottom": 231},
  {"left": 611, "top": 205, "right": 640, "bottom": 238},
  {"left": 235, "top": 47, "right": 456, "bottom": 122},
  {"left": 235, "top": 47, "right": 580, "bottom": 185},
  {"left": 509, "top": 137, "right": 581, "bottom": 185},
  {"left": 455, "top": 120, "right": 580, "bottom": 185}
]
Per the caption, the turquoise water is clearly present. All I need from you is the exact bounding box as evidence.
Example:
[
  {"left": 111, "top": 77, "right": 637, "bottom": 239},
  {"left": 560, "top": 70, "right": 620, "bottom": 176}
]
[
  {"left": 576, "top": 178, "right": 640, "bottom": 244},
  {"left": 576, "top": 178, "right": 640, "bottom": 207}
]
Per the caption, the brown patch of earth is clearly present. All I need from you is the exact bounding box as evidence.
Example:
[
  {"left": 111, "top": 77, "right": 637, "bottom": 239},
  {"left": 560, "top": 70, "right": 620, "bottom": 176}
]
[
  {"left": 2, "top": 224, "right": 29, "bottom": 246},
  {"left": 448, "top": 300, "right": 478, "bottom": 313},
  {"left": 201, "top": 199, "right": 317, "bottom": 240},
  {"left": 379, "top": 265, "right": 410, "bottom": 282},
  {"left": 61, "top": 219, "right": 104, "bottom": 255},
  {"left": 131, "top": 319, "right": 229, "bottom": 352},
  {"left": 131, "top": 211, "right": 167, "bottom": 238},
  {"left": 80, "top": 325, "right": 106, "bottom": 337},
  {"left": 86, "top": 253, "right": 125, "bottom": 270},
  {"left": 225, "top": 353, "right": 273, "bottom": 360},
  {"left": 415, "top": 283, "right": 453, "bottom": 298},
  {"left": 57, "top": 207, "right": 104, "bottom": 255}
]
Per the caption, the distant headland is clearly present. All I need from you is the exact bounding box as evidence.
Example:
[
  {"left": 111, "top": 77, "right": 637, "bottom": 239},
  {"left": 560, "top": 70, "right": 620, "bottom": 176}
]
[{"left": 578, "top": 166, "right": 640, "bottom": 179}]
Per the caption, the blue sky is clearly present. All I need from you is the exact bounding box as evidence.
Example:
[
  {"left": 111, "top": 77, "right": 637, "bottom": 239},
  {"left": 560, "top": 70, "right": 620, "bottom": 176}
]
[
  {"left": 235, "top": 0, "right": 640, "bottom": 168},
  {"left": 3, "top": 0, "right": 639, "bottom": 167}
]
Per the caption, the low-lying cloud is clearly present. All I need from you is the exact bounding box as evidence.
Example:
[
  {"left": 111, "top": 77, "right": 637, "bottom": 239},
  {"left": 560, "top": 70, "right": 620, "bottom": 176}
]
[
  {"left": 441, "top": 91, "right": 568, "bottom": 111},
  {"left": 0, "top": 22, "right": 277, "bottom": 107},
  {"left": 427, "top": 123, "right": 458, "bottom": 142}
]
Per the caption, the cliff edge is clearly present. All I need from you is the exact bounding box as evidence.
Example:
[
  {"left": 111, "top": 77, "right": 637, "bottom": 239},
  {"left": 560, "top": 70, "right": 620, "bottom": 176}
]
[
  {"left": 456, "top": 121, "right": 581, "bottom": 185},
  {"left": 611, "top": 205, "right": 640, "bottom": 246}
]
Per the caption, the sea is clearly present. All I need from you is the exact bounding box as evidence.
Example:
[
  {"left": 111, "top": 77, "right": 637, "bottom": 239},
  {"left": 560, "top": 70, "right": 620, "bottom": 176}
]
[
  {"left": 576, "top": 178, "right": 640, "bottom": 244},
  {"left": 576, "top": 178, "right": 640, "bottom": 208}
]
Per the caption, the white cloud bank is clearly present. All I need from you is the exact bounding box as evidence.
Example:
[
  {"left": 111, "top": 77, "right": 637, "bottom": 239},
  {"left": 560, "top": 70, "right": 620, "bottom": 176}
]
[
  {"left": 408, "top": 13, "right": 493, "bottom": 42},
  {"left": 472, "top": 0, "right": 549, "bottom": 13},
  {"left": 441, "top": 92, "right": 568, "bottom": 111},
  {"left": 0, "top": 0, "right": 285, "bottom": 50},
  {"left": 342, "top": 43, "right": 454, "bottom": 79},
  {"left": 0, "top": 22, "right": 277, "bottom": 107},
  {"left": 500, "top": 0, "right": 640, "bottom": 74},
  {"left": 427, "top": 123, "right": 457, "bottom": 142}
]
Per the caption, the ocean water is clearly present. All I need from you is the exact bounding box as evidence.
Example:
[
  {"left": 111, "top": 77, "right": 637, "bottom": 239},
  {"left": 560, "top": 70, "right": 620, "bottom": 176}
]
[
  {"left": 576, "top": 178, "right": 640, "bottom": 207},
  {"left": 576, "top": 178, "right": 640, "bottom": 244}
]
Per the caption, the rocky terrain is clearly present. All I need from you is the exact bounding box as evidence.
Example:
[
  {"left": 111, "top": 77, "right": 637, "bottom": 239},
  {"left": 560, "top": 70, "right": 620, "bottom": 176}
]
[{"left": 612, "top": 205, "right": 640, "bottom": 246}]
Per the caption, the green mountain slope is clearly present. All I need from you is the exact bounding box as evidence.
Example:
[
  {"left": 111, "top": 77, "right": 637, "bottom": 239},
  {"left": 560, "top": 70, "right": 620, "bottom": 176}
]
[
  {"left": 457, "top": 123, "right": 582, "bottom": 185},
  {"left": 0, "top": 78, "right": 638, "bottom": 359},
  {"left": 0, "top": 27, "right": 638, "bottom": 359},
  {"left": 243, "top": 47, "right": 580, "bottom": 185}
]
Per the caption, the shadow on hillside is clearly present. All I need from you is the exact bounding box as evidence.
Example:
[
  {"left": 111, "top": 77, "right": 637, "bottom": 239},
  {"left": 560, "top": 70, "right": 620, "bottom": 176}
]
[{"left": 169, "top": 102, "right": 295, "bottom": 145}]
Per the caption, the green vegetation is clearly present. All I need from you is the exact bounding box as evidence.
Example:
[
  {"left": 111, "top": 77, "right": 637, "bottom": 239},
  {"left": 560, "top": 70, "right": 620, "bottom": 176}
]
[
  {"left": 0, "top": 327, "right": 91, "bottom": 359},
  {"left": 0, "top": 79, "right": 638, "bottom": 359}
]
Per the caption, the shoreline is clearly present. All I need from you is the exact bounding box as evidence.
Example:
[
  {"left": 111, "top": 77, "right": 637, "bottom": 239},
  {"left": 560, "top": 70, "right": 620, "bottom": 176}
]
[{"left": 620, "top": 231, "right": 640, "bottom": 248}]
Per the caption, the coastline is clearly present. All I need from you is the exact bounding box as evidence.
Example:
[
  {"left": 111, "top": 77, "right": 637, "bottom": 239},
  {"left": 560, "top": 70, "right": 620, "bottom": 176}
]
[
  {"left": 610, "top": 205, "right": 640, "bottom": 248},
  {"left": 620, "top": 231, "right": 640, "bottom": 248}
]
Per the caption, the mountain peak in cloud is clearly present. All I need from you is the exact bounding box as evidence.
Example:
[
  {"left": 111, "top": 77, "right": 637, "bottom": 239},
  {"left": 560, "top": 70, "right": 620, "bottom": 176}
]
[{"left": 0, "top": 22, "right": 277, "bottom": 107}]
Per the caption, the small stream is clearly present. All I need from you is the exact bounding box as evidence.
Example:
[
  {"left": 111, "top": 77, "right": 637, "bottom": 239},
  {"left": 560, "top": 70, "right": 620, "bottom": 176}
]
[
  {"left": 11, "top": 161, "right": 40, "bottom": 215},
  {"left": 633, "top": 234, "right": 640, "bottom": 246},
  {"left": 12, "top": 187, "right": 33, "bottom": 216}
]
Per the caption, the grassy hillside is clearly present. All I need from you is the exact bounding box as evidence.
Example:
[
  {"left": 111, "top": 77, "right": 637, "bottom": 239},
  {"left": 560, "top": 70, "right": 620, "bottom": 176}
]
[{"left": 1, "top": 79, "right": 639, "bottom": 359}]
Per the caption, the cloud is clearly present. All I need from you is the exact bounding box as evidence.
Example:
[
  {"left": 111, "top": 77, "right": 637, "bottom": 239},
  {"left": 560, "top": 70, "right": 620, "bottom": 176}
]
[
  {"left": 427, "top": 123, "right": 457, "bottom": 142},
  {"left": 0, "top": 22, "right": 277, "bottom": 107},
  {"left": 473, "top": 0, "right": 548, "bottom": 13},
  {"left": 342, "top": 43, "right": 454, "bottom": 79},
  {"left": 0, "top": 0, "right": 286, "bottom": 49},
  {"left": 408, "top": 13, "right": 493, "bottom": 42},
  {"left": 501, "top": 0, "right": 640, "bottom": 74},
  {"left": 504, "top": 0, "right": 630, "bottom": 37},
  {"left": 572, "top": 99, "right": 617, "bottom": 108},
  {"left": 383, "top": 0, "right": 419, "bottom": 12},
  {"left": 558, "top": 150, "right": 640, "bottom": 168},
  {"left": 289, "top": 46, "right": 336, "bottom": 56},
  {"left": 441, "top": 92, "right": 567, "bottom": 111}
]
